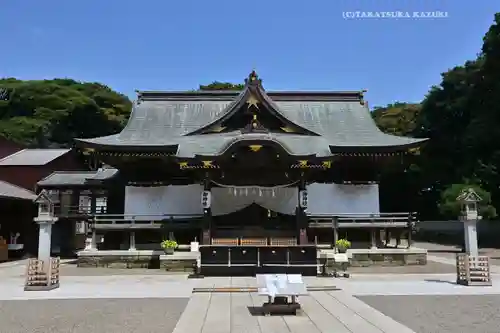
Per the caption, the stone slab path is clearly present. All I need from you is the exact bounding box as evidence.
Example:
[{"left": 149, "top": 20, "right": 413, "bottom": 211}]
[
  {"left": 2, "top": 256, "right": 500, "bottom": 332},
  {"left": 173, "top": 290, "right": 416, "bottom": 333}
]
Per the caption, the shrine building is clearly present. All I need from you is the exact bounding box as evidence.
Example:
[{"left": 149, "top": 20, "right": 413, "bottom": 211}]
[{"left": 36, "top": 71, "right": 428, "bottom": 269}]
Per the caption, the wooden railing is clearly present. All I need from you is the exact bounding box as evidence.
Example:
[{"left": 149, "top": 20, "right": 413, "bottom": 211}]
[
  {"left": 240, "top": 238, "right": 267, "bottom": 246},
  {"left": 209, "top": 237, "right": 298, "bottom": 246},
  {"left": 308, "top": 212, "right": 416, "bottom": 228},
  {"left": 91, "top": 214, "right": 204, "bottom": 229},
  {"left": 53, "top": 204, "right": 107, "bottom": 217}
]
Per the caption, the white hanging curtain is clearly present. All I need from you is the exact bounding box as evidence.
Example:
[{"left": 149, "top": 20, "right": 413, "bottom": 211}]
[
  {"left": 211, "top": 186, "right": 298, "bottom": 216},
  {"left": 124, "top": 185, "right": 203, "bottom": 220}
]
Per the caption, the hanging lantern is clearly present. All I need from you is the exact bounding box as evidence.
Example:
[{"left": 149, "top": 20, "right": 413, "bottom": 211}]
[
  {"left": 201, "top": 190, "right": 211, "bottom": 209},
  {"left": 299, "top": 190, "right": 308, "bottom": 209}
]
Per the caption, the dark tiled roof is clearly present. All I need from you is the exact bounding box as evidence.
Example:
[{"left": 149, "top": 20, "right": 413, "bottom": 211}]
[
  {"left": 76, "top": 80, "right": 427, "bottom": 156},
  {"left": 37, "top": 169, "right": 118, "bottom": 187},
  {"left": 0, "top": 149, "right": 71, "bottom": 166},
  {"left": 0, "top": 180, "right": 36, "bottom": 200}
]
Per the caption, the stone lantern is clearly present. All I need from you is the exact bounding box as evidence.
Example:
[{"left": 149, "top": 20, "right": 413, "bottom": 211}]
[
  {"left": 34, "top": 190, "right": 58, "bottom": 265},
  {"left": 456, "top": 188, "right": 482, "bottom": 257}
]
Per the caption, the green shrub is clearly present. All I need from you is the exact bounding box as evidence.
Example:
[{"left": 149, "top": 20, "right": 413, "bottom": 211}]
[
  {"left": 161, "top": 240, "right": 178, "bottom": 249},
  {"left": 335, "top": 239, "right": 351, "bottom": 249}
]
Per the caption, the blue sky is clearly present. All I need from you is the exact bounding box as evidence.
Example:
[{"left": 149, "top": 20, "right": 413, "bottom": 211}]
[{"left": 0, "top": 0, "right": 497, "bottom": 107}]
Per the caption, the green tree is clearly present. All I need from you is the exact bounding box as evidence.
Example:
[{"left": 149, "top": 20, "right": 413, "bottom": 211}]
[
  {"left": 411, "top": 13, "right": 500, "bottom": 218},
  {"left": 0, "top": 78, "right": 132, "bottom": 147},
  {"left": 439, "top": 183, "right": 496, "bottom": 220},
  {"left": 372, "top": 103, "right": 421, "bottom": 136},
  {"left": 199, "top": 81, "right": 244, "bottom": 91}
]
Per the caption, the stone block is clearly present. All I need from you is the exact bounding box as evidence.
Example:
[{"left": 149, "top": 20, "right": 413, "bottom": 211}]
[
  {"left": 160, "top": 258, "right": 196, "bottom": 272},
  {"left": 405, "top": 253, "right": 427, "bottom": 265},
  {"left": 77, "top": 253, "right": 159, "bottom": 269},
  {"left": 347, "top": 250, "right": 427, "bottom": 267},
  {"left": 77, "top": 256, "right": 99, "bottom": 267}
]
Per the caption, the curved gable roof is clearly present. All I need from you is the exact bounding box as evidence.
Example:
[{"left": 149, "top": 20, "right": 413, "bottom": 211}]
[{"left": 76, "top": 72, "right": 427, "bottom": 156}]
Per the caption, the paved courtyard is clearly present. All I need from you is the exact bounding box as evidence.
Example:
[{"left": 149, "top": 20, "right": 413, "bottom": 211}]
[{"left": 1, "top": 249, "right": 500, "bottom": 333}]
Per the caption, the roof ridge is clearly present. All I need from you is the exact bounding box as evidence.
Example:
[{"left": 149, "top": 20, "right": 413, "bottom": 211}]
[
  {"left": 51, "top": 170, "right": 96, "bottom": 174},
  {"left": 0, "top": 148, "right": 72, "bottom": 166},
  {"left": 137, "top": 90, "right": 364, "bottom": 102},
  {"left": 38, "top": 170, "right": 97, "bottom": 183},
  {"left": 0, "top": 179, "right": 36, "bottom": 194},
  {"left": 0, "top": 148, "right": 27, "bottom": 163},
  {"left": 24, "top": 148, "right": 71, "bottom": 151}
]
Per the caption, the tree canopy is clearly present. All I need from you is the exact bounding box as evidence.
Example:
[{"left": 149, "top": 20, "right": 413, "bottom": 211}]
[
  {"left": 0, "top": 78, "right": 132, "bottom": 147},
  {"left": 372, "top": 13, "right": 500, "bottom": 219},
  {"left": 199, "top": 81, "right": 245, "bottom": 91}
]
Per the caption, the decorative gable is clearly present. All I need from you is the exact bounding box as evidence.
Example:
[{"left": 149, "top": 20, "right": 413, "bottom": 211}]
[
  {"left": 193, "top": 71, "right": 318, "bottom": 136},
  {"left": 456, "top": 188, "right": 482, "bottom": 203},
  {"left": 34, "top": 189, "right": 53, "bottom": 205}
]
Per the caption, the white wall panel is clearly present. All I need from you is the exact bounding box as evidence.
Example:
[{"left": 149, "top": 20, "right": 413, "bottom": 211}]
[
  {"left": 124, "top": 185, "right": 203, "bottom": 220},
  {"left": 307, "top": 183, "right": 380, "bottom": 215},
  {"left": 124, "top": 183, "right": 380, "bottom": 220}
]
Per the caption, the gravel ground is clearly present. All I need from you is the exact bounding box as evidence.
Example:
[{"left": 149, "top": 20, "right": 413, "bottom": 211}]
[
  {"left": 0, "top": 298, "right": 188, "bottom": 333},
  {"left": 357, "top": 295, "right": 500, "bottom": 333}
]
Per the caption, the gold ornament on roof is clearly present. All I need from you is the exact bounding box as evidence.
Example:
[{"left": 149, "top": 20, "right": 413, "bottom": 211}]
[
  {"left": 246, "top": 94, "right": 260, "bottom": 109},
  {"left": 249, "top": 145, "right": 262, "bottom": 152},
  {"left": 211, "top": 125, "right": 226, "bottom": 133},
  {"left": 202, "top": 160, "right": 213, "bottom": 167},
  {"left": 280, "top": 126, "right": 294, "bottom": 133},
  {"left": 298, "top": 160, "right": 308, "bottom": 168}
]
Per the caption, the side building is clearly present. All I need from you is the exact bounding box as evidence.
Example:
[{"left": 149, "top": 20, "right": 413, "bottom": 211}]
[
  {"left": 37, "top": 71, "right": 428, "bottom": 266},
  {"left": 0, "top": 148, "right": 88, "bottom": 259}
]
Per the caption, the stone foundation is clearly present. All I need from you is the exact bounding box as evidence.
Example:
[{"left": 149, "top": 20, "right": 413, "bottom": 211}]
[
  {"left": 159, "top": 254, "right": 198, "bottom": 272},
  {"left": 77, "top": 250, "right": 163, "bottom": 269},
  {"left": 346, "top": 248, "right": 427, "bottom": 267},
  {"left": 77, "top": 248, "right": 427, "bottom": 270}
]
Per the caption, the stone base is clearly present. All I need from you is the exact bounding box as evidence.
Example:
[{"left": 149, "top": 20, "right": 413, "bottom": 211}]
[
  {"left": 77, "top": 250, "right": 164, "bottom": 269},
  {"left": 77, "top": 248, "right": 427, "bottom": 270},
  {"left": 160, "top": 252, "right": 198, "bottom": 272},
  {"left": 24, "top": 283, "right": 59, "bottom": 291},
  {"left": 346, "top": 248, "right": 427, "bottom": 267}
]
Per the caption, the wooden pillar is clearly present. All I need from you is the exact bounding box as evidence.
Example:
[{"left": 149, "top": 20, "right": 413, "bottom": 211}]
[
  {"left": 90, "top": 190, "right": 97, "bottom": 215},
  {"left": 407, "top": 212, "right": 413, "bottom": 249},
  {"left": 297, "top": 177, "right": 308, "bottom": 245},
  {"left": 201, "top": 178, "right": 212, "bottom": 245},
  {"left": 332, "top": 217, "right": 339, "bottom": 250},
  {"left": 370, "top": 229, "right": 377, "bottom": 249},
  {"left": 129, "top": 231, "right": 136, "bottom": 251}
]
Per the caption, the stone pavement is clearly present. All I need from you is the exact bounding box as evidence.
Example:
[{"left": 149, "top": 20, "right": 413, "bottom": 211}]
[
  {"left": 2, "top": 250, "right": 500, "bottom": 332},
  {"left": 2, "top": 268, "right": 500, "bottom": 332}
]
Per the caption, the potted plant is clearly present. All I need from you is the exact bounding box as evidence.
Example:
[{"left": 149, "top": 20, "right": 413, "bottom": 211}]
[
  {"left": 161, "top": 240, "right": 178, "bottom": 255},
  {"left": 335, "top": 239, "right": 351, "bottom": 253}
]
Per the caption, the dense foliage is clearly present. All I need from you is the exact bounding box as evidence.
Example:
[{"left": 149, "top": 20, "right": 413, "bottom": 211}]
[
  {"left": 199, "top": 81, "right": 245, "bottom": 91},
  {"left": 439, "top": 184, "right": 496, "bottom": 220},
  {"left": 0, "top": 78, "right": 132, "bottom": 147},
  {"left": 1, "top": 13, "right": 500, "bottom": 219}
]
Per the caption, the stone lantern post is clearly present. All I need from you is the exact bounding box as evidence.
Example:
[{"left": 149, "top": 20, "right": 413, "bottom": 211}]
[
  {"left": 456, "top": 188, "right": 482, "bottom": 257},
  {"left": 33, "top": 190, "right": 59, "bottom": 265},
  {"left": 455, "top": 188, "right": 492, "bottom": 286}
]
